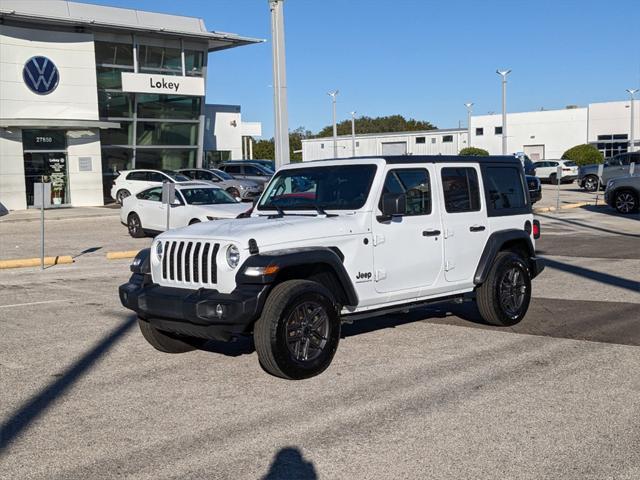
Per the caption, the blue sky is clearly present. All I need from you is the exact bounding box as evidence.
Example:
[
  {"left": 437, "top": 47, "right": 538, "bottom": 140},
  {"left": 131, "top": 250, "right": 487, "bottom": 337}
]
[{"left": 85, "top": 0, "right": 640, "bottom": 138}]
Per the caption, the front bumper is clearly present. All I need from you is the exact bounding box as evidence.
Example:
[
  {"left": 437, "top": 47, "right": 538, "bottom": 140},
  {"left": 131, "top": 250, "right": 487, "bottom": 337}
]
[{"left": 119, "top": 273, "right": 269, "bottom": 341}]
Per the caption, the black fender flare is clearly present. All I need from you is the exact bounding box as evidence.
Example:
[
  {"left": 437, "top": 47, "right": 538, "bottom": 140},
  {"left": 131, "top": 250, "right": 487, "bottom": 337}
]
[
  {"left": 235, "top": 247, "right": 358, "bottom": 307},
  {"left": 473, "top": 229, "right": 538, "bottom": 285}
]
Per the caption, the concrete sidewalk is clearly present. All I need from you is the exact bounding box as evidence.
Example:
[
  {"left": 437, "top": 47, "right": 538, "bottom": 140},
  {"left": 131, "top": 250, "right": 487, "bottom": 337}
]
[{"left": 0, "top": 205, "right": 120, "bottom": 224}]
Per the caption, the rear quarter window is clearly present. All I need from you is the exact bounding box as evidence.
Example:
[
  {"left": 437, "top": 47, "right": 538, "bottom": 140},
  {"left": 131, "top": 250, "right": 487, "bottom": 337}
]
[{"left": 482, "top": 165, "right": 530, "bottom": 216}]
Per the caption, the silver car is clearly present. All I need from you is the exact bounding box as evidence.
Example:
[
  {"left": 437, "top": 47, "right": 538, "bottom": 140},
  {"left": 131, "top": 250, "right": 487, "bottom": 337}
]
[
  {"left": 177, "top": 168, "right": 263, "bottom": 201},
  {"left": 218, "top": 162, "right": 274, "bottom": 186},
  {"left": 604, "top": 174, "right": 640, "bottom": 214}
]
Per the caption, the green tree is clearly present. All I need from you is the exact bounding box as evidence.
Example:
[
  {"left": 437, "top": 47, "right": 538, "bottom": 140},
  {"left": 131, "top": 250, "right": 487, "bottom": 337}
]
[
  {"left": 250, "top": 127, "right": 312, "bottom": 162},
  {"left": 561, "top": 144, "right": 603, "bottom": 166},
  {"left": 316, "top": 114, "right": 436, "bottom": 138},
  {"left": 459, "top": 147, "right": 489, "bottom": 156},
  {"left": 252, "top": 139, "right": 274, "bottom": 160}
]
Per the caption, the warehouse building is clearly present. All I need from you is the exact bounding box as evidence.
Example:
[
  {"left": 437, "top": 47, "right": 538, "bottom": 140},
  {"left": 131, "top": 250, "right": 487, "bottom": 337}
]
[
  {"left": 0, "top": 0, "right": 261, "bottom": 210},
  {"left": 302, "top": 100, "right": 639, "bottom": 162}
]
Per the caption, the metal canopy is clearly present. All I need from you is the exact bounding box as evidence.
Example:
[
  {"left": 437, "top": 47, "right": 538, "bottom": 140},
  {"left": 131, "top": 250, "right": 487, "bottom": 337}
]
[{"left": 0, "top": 119, "right": 120, "bottom": 129}]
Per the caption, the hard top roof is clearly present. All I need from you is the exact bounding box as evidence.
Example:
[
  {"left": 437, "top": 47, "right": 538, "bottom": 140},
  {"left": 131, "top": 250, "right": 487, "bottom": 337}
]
[{"left": 309, "top": 155, "right": 521, "bottom": 165}]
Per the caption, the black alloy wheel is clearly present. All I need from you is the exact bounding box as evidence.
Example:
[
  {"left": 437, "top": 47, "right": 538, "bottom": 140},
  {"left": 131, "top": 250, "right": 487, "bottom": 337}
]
[
  {"left": 285, "top": 301, "right": 330, "bottom": 363},
  {"left": 127, "top": 213, "right": 145, "bottom": 238},
  {"left": 498, "top": 266, "right": 528, "bottom": 320},
  {"left": 614, "top": 190, "right": 638, "bottom": 214}
]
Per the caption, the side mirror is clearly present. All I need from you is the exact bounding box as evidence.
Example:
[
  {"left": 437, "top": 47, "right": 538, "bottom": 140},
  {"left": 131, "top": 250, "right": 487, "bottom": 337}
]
[{"left": 378, "top": 193, "right": 406, "bottom": 222}]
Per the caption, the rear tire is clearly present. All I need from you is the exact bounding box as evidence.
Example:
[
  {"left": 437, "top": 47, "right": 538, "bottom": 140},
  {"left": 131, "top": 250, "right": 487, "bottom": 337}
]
[
  {"left": 476, "top": 251, "right": 532, "bottom": 327},
  {"left": 254, "top": 280, "right": 341, "bottom": 380},
  {"left": 116, "top": 189, "right": 130, "bottom": 204},
  {"left": 226, "top": 187, "right": 240, "bottom": 199},
  {"left": 614, "top": 189, "right": 639, "bottom": 214},
  {"left": 127, "top": 212, "right": 146, "bottom": 238},
  {"left": 549, "top": 173, "right": 558, "bottom": 185},
  {"left": 138, "top": 318, "right": 206, "bottom": 353}
]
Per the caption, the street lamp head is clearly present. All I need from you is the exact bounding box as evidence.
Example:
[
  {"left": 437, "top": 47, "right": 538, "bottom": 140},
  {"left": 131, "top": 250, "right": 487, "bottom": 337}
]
[
  {"left": 327, "top": 90, "right": 339, "bottom": 98},
  {"left": 464, "top": 102, "right": 474, "bottom": 110},
  {"left": 349, "top": 111, "right": 357, "bottom": 117},
  {"left": 626, "top": 88, "right": 639, "bottom": 97},
  {"left": 496, "top": 69, "right": 511, "bottom": 77}
]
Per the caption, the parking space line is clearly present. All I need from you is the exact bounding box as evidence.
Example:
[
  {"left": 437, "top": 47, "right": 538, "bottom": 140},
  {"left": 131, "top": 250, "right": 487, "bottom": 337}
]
[{"left": 0, "top": 299, "right": 66, "bottom": 309}]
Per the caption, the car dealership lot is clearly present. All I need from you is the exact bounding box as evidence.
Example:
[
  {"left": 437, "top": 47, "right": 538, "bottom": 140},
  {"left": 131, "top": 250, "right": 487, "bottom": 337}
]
[{"left": 1, "top": 207, "right": 639, "bottom": 479}]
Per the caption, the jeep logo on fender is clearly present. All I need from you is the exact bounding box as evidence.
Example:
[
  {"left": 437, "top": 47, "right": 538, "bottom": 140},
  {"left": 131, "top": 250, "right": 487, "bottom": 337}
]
[
  {"left": 355, "top": 271, "right": 372, "bottom": 282},
  {"left": 23, "top": 56, "right": 59, "bottom": 95}
]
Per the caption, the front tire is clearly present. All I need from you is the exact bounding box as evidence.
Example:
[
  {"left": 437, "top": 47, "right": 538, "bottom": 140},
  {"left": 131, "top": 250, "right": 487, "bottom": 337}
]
[
  {"left": 254, "top": 280, "right": 341, "bottom": 380},
  {"left": 127, "top": 212, "right": 146, "bottom": 238},
  {"left": 138, "top": 318, "right": 205, "bottom": 353},
  {"left": 583, "top": 175, "right": 599, "bottom": 192},
  {"left": 116, "top": 189, "right": 130, "bottom": 204},
  {"left": 476, "top": 251, "right": 532, "bottom": 327},
  {"left": 614, "top": 189, "right": 639, "bottom": 214},
  {"left": 226, "top": 187, "right": 240, "bottom": 199}
]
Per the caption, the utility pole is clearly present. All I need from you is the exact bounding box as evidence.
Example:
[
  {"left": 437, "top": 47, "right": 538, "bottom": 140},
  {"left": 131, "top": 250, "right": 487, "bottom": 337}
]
[
  {"left": 350, "top": 111, "right": 356, "bottom": 156},
  {"left": 328, "top": 90, "right": 339, "bottom": 157},
  {"left": 626, "top": 88, "right": 638, "bottom": 153},
  {"left": 464, "top": 103, "right": 473, "bottom": 149},
  {"left": 269, "top": 0, "right": 290, "bottom": 168},
  {"left": 496, "top": 69, "right": 511, "bottom": 155}
]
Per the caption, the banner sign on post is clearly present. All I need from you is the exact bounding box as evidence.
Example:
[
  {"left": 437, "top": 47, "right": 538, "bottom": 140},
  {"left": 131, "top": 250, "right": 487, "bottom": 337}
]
[
  {"left": 121, "top": 73, "right": 205, "bottom": 97},
  {"left": 33, "top": 182, "right": 51, "bottom": 208}
]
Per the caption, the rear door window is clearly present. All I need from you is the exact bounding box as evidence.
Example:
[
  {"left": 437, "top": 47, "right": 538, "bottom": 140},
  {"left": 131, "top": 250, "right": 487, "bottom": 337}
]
[
  {"left": 148, "top": 172, "right": 167, "bottom": 182},
  {"left": 441, "top": 167, "right": 481, "bottom": 213},
  {"left": 224, "top": 165, "right": 242, "bottom": 175},
  {"left": 127, "top": 171, "right": 147, "bottom": 181}
]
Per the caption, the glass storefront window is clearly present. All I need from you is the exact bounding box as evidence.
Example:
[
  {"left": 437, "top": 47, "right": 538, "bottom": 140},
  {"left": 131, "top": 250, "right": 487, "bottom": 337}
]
[
  {"left": 95, "top": 41, "right": 134, "bottom": 66},
  {"left": 97, "top": 67, "right": 133, "bottom": 90},
  {"left": 100, "top": 122, "right": 134, "bottom": 146},
  {"left": 137, "top": 94, "right": 201, "bottom": 120},
  {"left": 185, "top": 50, "right": 204, "bottom": 76},
  {"left": 101, "top": 148, "right": 134, "bottom": 202},
  {"left": 135, "top": 149, "right": 197, "bottom": 170},
  {"left": 98, "top": 91, "right": 134, "bottom": 118},
  {"left": 136, "top": 122, "right": 198, "bottom": 146},
  {"left": 138, "top": 45, "right": 182, "bottom": 74}
]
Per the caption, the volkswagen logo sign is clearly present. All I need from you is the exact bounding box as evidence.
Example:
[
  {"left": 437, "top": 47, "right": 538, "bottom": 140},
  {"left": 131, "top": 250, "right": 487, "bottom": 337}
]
[{"left": 23, "top": 56, "right": 60, "bottom": 95}]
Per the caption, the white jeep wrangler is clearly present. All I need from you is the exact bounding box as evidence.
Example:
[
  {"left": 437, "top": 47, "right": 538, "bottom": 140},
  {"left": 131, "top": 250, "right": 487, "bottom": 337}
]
[{"left": 120, "top": 155, "right": 544, "bottom": 380}]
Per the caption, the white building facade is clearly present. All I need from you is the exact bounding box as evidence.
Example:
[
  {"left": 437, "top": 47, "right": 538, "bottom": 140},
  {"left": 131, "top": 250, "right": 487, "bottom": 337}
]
[
  {"left": 0, "top": 0, "right": 260, "bottom": 211},
  {"left": 302, "top": 101, "right": 639, "bottom": 162}
]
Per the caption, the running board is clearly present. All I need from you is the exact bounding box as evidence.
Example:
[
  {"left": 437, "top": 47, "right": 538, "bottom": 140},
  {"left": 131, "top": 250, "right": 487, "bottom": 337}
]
[{"left": 341, "top": 292, "right": 475, "bottom": 324}]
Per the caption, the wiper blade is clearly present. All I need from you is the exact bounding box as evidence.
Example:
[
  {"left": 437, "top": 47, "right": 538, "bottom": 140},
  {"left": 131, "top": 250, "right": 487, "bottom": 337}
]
[
  {"left": 312, "top": 204, "right": 337, "bottom": 217},
  {"left": 273, "top": 204, "right": 285, "bottom": 217}
]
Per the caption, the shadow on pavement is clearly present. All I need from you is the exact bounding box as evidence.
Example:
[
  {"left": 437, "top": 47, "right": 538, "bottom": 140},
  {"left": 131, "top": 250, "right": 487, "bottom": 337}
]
[
  {"left": 543, "top": 257, "right": 640, "bottom": 292},
  {"left": 261, "top": 447, "right": 318, "bottom": 480},
  {"left": 579, "top": 204, "right": 640, "bottom": 221},
  {"left": 72, "top": 246, "right": 103, "bottom": 259},
  {"left": 0, "top": 315, "right": 137, "bottom": 453},
  {"left": 537, "top": 212, "right": 640, "bottom": 238},
  {"left": 200, "top": 335, "right": 255, "bottom": 356}
]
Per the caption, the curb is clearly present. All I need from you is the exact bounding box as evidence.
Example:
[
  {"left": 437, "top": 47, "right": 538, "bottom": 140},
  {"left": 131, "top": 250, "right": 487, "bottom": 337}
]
[
  {"left": 0, "top": 256, "right": 74, "bottom": 269},
  {"left": 106, "top": 250, "right": 140, "bottom": 260},
  {"left": 533, "top": 201, "right": 604, "bottom": 214}
]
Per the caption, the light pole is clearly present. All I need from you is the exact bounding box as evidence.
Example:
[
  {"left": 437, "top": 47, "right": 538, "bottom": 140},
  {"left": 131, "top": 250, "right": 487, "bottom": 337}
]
[
  {"left": 349, "top": 111, "right": 357, "bottom": 156},
  {"left": 496, "top": 69, "right": 511, "bottom": 155},
  {"left": 626, "top": 88, "right": 638, "bottom": 153},
  {"left": 269, "top": 0, "right": 290, "bottom": 168},
  {"left": 328, "top": 90, "right": 339, "bottom": 157},
  {"left": 464, "top": 102, "right": 473, "bottom": 149}
]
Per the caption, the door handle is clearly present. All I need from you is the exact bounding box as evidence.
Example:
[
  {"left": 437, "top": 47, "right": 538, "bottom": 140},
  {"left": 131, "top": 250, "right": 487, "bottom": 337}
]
[
  {"left": 469, "top": 225, "right": 486, "bottom": 232},
  {"left": 423, "top": 229, "right": 441, "bottom": 237}
]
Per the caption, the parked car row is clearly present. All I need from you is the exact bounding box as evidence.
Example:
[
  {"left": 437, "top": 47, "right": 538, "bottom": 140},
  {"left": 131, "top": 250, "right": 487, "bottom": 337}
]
[
  {"left": 577, "top": 152, "right": 639, "bottom": 192},
  {"left": 532, "top": 160, "right": 578, "bottom": 184}
]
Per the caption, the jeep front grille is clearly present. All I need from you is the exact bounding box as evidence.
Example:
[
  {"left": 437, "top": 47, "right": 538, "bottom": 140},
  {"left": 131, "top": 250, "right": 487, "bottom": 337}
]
[{"left": 161, "top": 240, "right": 219, "bottom": 285}]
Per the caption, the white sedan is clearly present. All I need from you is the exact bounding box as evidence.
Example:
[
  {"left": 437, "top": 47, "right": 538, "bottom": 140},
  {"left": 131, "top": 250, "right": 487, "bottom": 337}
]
[{"left": 121, "top": 183, "right": 250, "bottom": 238}]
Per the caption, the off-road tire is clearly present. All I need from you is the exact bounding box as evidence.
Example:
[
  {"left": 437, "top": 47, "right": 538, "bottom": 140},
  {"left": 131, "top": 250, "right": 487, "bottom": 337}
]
[
  {"left": 138, "top": 318, "right": 205, "bottom": 353},
  {"left": 254, "top": 280, "right": 341, "bottom": 380},
  {"left": 476, "top": 251, "right": 532, "bottom": 327},
  {"left": 127, "top": 212, "right": 146, "bottom": 238},
  {"left": 614, "top": 189, "right": 639, "bottom": 214},
  {"left": 116, "top": 189, "right": 130, "bottom": 204}
]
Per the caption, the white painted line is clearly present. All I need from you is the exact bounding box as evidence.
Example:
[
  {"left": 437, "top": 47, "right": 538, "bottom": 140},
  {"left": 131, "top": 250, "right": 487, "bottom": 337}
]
[{"left": 0, "top": 299, "right": 66, "bottom": 309}]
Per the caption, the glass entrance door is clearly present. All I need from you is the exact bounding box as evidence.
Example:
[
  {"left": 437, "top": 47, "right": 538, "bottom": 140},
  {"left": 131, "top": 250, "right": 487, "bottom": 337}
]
[{"left": 22, "top": 130, "right": 69, "bottom": 207}]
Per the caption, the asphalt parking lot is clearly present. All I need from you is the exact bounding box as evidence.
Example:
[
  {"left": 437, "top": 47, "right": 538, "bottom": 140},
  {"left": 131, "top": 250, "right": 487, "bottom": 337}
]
[{"left": 1, "top": 199, "right": 639, "bottom": 479}]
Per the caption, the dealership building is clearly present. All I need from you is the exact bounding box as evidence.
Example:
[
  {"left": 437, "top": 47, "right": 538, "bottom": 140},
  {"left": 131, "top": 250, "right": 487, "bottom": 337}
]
[
  {"left": 0, "top": 0, "right": 261, "bottom": 211},
  {"left": 302, "top": 100, "right": 639, "bottom": 162}
]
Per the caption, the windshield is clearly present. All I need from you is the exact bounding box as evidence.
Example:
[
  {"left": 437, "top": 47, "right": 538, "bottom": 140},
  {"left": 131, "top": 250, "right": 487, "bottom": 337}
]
[
  {"left": 180, "top": 188, "right": 238, "bottom": 205},
  {"left": 258, "top": 164, "right": 377, "bottom": 211},
  {"left": 212, "top": 169, "right": 234, "bottom": 180},
  {"left": 162, "top": 170, "right": 191, "bottom": 182},
  {"left": 563, "top": 161, "right": 577, "bottom": 167}
]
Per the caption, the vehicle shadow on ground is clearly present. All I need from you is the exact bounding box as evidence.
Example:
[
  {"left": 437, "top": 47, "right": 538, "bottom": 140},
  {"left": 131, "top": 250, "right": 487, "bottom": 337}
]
[
  {"left": 543, "top": 257, "right": 640, "bottom": 292},
  {"left": 0, "top": 315, "right": 137, "bottom": 453},
  {"left": 579, "top": 204, "right": 640, "bottom": 221},
  {"left": 199, "top": 336, "right": 255, "bottom": 356},
  {"left": 261, "top": 447, "right": 318, "bottom": 480}
]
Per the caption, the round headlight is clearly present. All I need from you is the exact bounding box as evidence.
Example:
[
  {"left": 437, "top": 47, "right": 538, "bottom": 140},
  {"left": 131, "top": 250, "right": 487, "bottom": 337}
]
[
  {"left": 226, "top": 244, "right": 240, "bottom": 269},
  {"left": 155, "top": 241, "right": 163, "bottom": 260}
]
